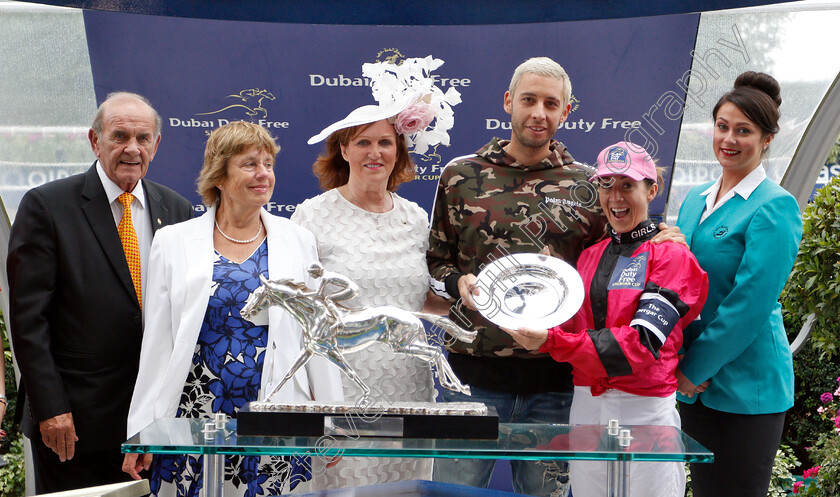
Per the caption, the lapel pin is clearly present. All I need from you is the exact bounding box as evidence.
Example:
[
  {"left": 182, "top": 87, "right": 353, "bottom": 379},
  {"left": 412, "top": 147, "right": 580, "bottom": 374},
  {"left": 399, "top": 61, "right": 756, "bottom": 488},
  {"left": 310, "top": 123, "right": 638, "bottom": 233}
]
[{"left": 157, "top": 218, "right": 162, "bottom": 225}]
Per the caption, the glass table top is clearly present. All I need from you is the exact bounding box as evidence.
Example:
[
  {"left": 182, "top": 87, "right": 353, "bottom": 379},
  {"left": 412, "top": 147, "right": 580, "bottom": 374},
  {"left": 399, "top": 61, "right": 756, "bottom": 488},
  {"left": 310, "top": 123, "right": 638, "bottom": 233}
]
[{"left": 123, "top": 418, "right": 713, "bottom": 463}]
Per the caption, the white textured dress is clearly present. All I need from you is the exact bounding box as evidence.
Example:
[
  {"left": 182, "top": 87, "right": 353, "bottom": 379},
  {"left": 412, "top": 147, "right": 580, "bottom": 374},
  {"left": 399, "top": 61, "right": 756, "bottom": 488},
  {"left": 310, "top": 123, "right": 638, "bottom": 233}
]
[{"left": 290, "top": 188, "right": 435, "bottom": 489}]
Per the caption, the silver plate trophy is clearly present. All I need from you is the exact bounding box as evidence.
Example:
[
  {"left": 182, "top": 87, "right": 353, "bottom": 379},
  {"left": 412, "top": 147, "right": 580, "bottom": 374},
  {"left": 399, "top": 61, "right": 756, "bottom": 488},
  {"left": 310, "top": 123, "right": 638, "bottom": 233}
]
[
  {"left": 238, "top": 263, "right": 499, "bottom": 438},
  {"left": 473, "top": 253, "right": 585, "bottom": 330}
]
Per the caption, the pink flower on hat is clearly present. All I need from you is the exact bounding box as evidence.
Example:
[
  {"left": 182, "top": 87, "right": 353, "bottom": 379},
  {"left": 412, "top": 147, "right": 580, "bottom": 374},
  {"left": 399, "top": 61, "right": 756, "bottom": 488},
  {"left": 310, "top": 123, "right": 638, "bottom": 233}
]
[{"left": 393, "top": 101, "right": 435, "bottom": 135}]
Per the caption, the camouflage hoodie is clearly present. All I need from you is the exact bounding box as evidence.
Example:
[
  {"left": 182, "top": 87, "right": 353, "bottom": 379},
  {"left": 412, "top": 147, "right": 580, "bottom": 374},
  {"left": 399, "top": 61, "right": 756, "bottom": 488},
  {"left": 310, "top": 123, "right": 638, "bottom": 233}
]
[{"left": 428, "top": 137, "right": 608, "bottom": 361}]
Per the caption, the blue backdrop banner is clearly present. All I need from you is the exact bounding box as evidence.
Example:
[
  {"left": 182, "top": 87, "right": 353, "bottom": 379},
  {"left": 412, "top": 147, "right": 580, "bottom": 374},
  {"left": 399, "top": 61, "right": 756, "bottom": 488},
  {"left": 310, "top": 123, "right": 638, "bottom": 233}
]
[{"left": 83, "top": 11, "right": 709, "bottom": 218}]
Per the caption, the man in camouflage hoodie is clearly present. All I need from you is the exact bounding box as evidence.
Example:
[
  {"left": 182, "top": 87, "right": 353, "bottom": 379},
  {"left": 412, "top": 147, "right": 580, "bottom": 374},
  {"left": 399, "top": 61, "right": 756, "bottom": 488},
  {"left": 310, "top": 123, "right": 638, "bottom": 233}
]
[{"left": 427, "top": 57, "right": 608, "bottom": 496}]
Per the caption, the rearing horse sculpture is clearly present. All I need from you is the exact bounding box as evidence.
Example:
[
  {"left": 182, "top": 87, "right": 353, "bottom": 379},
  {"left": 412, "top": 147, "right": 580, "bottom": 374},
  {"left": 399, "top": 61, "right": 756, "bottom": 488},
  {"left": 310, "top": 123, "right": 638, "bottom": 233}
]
[{"left": 241, "top": 274, "right": 477, "bottom": 401}]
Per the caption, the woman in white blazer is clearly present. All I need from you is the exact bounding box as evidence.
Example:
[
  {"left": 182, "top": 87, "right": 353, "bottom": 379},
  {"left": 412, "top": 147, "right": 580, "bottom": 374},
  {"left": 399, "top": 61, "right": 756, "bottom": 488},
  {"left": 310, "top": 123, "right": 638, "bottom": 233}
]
[{"left": 122, "top": 121, "right": 343, "bottom": 497}]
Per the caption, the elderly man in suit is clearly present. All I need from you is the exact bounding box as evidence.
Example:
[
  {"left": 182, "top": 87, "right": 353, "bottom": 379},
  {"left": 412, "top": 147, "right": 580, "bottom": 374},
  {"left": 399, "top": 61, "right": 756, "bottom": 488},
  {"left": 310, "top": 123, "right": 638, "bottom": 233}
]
[{"left": 7, "top": 92, "right": 193, "bottom": 493}]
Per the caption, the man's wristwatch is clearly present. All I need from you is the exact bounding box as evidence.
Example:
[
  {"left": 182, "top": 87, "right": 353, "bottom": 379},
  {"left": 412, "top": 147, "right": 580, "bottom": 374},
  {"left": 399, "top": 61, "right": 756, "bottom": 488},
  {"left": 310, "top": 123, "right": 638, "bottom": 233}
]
[{"left": 0, "top": 394, "right": 7, "bottom": 404}]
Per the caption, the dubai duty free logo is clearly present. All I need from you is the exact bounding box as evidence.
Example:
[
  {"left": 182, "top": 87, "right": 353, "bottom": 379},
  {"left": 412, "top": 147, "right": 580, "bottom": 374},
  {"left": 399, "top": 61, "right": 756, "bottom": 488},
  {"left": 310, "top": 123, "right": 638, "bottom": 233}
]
[
  {"left": 197, "top": 89, "right": 276, "bottom": 119},
  {"left": 167, "top": 88, "right": 290, "bottom": 136}
]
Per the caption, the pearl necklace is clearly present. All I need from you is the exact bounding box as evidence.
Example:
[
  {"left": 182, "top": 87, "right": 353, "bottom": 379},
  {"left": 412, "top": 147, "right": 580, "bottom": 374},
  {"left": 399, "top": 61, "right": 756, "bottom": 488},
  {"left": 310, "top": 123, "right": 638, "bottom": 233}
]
[{"left": 215, "top": 220, "right": 263, "bottom": 244}]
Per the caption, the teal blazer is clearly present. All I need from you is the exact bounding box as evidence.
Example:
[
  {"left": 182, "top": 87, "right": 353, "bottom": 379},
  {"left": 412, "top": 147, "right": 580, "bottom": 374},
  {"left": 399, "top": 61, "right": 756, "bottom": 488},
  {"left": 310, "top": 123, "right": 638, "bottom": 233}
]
[{"left": 676, "top": 178, "right": 802, "bottom": 414}]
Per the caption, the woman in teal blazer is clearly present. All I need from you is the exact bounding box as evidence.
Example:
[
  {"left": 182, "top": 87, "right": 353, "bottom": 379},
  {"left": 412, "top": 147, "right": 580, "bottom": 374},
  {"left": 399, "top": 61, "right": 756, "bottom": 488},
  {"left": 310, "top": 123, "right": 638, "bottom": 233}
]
[{"left": 675, "top": 71, "right": 802, "bottom": 497}]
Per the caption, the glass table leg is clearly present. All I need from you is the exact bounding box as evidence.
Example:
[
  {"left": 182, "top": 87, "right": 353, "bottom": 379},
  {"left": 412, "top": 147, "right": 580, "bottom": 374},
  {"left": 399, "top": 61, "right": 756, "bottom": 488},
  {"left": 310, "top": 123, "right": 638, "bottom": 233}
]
[{"left": 202, "top": 453, "right": 224, "bottom": 497}]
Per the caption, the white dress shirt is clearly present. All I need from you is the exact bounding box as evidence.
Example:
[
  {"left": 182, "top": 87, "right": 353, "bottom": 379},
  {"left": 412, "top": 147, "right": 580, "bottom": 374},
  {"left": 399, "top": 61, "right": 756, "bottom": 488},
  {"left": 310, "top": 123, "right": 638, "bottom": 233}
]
[{"left": 699, "top": 164, "right": 767, "bottom": 223}]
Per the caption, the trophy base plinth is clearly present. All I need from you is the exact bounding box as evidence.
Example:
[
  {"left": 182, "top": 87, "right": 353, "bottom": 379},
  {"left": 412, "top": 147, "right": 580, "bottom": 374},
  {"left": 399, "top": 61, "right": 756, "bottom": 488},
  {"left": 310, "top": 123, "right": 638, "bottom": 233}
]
[{"left": 237, "top": 401, "right": 499, "bottom": 440}]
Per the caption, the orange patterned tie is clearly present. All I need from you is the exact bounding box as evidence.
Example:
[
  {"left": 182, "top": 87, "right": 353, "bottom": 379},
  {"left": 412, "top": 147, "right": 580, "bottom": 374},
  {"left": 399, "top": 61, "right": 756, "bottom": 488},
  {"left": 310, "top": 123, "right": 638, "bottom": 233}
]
[{"left": 117, "top": 192, "right": 142, "bottom": 308}]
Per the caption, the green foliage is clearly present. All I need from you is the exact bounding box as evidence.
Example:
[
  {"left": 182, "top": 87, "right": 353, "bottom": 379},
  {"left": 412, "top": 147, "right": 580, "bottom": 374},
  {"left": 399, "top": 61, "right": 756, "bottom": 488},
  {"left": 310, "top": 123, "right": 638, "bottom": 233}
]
[
  {"left": 2, "top": 332, "right": 19, "bottom": 445},
  {"left": 792, "top": 377, "right": 840, "bottom": 496},
  {"left": 685, "top": 463, "right": 692, "bottom": 497},
  {"left": 769, "top": 445, "right": 799, "bottom": 496},
  {"left": 0, "top": 436, "right": 25, "bottom": 497},
  {"left": 784, "top": 347, "right": 840, "bottom": 468},
  {"left": 0, "top": 313, "right": 23, "bottom": 496},
  {"left": 799, "top": 437, "right": 840, "bottom": 496},
  {"left": 827, "top": 136, "right": 840, "bottom": 165},
  {"left": 782, "top": 177, "right": 840, "bottom": 360},
  {"left": 781, "top": 153, "right": 840, "bottom": 471}
]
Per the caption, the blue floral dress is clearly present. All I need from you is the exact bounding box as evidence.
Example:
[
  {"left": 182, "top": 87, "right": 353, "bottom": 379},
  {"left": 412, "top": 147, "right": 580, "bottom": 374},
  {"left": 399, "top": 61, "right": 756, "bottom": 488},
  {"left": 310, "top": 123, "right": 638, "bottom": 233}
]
[{"left": 149, "top": 241, "right": 310, "bottom": 497}]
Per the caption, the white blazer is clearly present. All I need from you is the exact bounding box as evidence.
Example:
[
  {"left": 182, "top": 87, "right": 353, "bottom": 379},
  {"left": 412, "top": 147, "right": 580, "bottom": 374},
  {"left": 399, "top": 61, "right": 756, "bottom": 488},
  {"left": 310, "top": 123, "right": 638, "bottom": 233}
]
[{"left": 127, "top": 206, "right": 344, "bottom": 437}]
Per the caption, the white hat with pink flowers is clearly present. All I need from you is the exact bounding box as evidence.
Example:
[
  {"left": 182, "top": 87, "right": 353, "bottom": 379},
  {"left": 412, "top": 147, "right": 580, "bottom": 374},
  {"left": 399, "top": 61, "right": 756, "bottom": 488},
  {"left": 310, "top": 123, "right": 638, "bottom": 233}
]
[{"left": 308, "top": 56, "right": 461, "bottom": 155}]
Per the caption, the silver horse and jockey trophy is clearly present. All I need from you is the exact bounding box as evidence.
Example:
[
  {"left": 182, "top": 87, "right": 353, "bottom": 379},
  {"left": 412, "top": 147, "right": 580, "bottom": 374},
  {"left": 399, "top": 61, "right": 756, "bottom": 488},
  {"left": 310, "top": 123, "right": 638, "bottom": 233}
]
[{"left": 237, "top": 262, "right": 499, "bottom": 439}]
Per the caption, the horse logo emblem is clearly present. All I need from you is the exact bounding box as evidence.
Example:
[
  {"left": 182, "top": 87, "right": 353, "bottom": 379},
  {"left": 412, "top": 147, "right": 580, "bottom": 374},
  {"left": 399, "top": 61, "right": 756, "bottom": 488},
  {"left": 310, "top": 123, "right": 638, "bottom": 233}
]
[
  {"left": 569, "top": 93, "right": 580, "bottom": 113},
  {"left": 197, "top": 88, "right": 276, "bottom": 119},
  {"left": 609, "top": 252, "right": 649, "bottom": 289},
  {"left": 416, "top": 143, "right": 442, "bottom": 165},
  {"left": 375, "top": 48, "right": 405, "bottom": 64}
]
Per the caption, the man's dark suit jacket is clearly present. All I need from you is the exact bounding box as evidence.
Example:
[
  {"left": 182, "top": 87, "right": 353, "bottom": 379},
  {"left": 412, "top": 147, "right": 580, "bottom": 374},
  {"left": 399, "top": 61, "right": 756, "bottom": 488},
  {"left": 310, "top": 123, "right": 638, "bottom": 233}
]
[{"left": 7, "top": 164, "right": 193, "bottom": 453}]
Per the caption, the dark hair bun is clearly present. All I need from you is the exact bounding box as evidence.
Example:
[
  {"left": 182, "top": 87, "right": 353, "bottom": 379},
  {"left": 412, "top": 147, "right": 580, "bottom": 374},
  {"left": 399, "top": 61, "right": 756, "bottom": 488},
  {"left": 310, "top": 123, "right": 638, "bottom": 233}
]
[{"left": 734, "top": 71, "right": 782, "bottom": 108}]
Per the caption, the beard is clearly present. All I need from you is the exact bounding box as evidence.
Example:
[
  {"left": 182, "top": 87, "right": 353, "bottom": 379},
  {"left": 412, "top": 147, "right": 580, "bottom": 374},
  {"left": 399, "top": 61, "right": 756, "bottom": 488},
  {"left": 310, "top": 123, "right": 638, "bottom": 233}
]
[{"left": 510, "top": 120, "right": 555, "bottom": 150}]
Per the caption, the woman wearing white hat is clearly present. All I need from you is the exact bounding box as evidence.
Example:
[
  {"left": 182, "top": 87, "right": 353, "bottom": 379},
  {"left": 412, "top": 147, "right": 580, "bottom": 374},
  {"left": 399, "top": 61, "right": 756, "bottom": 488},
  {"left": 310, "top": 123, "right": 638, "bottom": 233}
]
[
  {"left": 290, "top": 56, "right": 459, "bottom": 489},
  {"left": 503, "top": 141, "right": 708, "bottom": 497}
]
